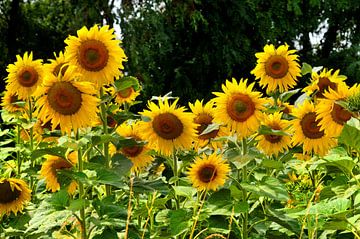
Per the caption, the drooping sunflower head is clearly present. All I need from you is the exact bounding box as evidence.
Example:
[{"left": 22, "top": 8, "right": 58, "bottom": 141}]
[
  {"left": 139, "top": 98, "right": 197, "bottom": 156},
  {"left": 189, "top": 99, "right": 229, "bottom": 149},
  {"left": 112, "top": 86, "right": 141, "bottom": 105},
  {"left": 1, "top": 90, "right": 27, "bottom": 113},
  {"left": 188, "top": 153, "right": 230, "bottom": 191},
  {"left": 0, "top": 178, "right": 31, "bottom": 216},
  {"left": 44, "top": 51, "right": 69, "bottom": 77},
  {"left": 64, "top": 25, "right": 127, "bottom": 88},
  {"left": 33, "top": 119, "right": 60, "bottom": 143},
  {"left": 292, "top": 101, "right": 336, "bottom": 156},
  {"left": 6, "top": 52, "right": 44, "bottom": 99},
  {"left": 212, "top": 78, "right": 268, "bottom": 138},
  {"left": 316, "top": 83, "right": 356, "bottom": 137},
  {"left": 303, "top": 69, "right": 347, "bottom": 99},
  {"left": 344, "top": 84, "right": 360, "bottom": 116},
  {"left": 256, "top": 112, "right": 292, "bottom": 156},
  {"left": 40, "top": 152, "right": 78, "bottom": 193},
  {"left": 34, "top": 65, "right": 100, "bottom": 134},
  {"left": 251, "top": 44, "right": 301, "bottom": 93},
  {"left": 111, "top": 122, "right": 154, "bottom": 173}
]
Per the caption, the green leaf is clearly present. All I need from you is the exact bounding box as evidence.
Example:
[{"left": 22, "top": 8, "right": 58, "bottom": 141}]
[
  {"left": 31, "top": 146, "right": 67, "bottom": 160},
  {"left": 240, "top": 176, "right": 289, "bottom": 201},
  {"left": 258, "top": 125, "right": 290, "bottom": 136},
  {"left": 111, "top": 153, "right": 133, "bottom": 176},
  {"left": 169, "top": 209, "right": 191, "bottom": 236},
  {"left": 261, "top": 158, "right": 284, "bottom": 169},
  {"left": 92, "top": 196, "right": 127, "bottom": 218},
  {"left": 265, "top": 207, "right": 301, "bottom": 236},
  {"left": 338, "top": 117, "right": 360, "bottom": 150},
  {"left": 322, "top": 151, "right": 355, "bottom": 176},
  {"left": 49, "top": 189, "right": 69, "bottom": 209},
  {"left": 133, "top": 178, "right": 169, "bottom": 194},
  {"left": 91, "top": 134, "right": 115, "bottom": 146},
  {"left": 279, "top": 88, "right": 301, "bottom": 102},
  {"left": 68, "top": 199, "right": 86, "bottom": 212},
  {"left": 301, "top": 62, "right": 313, "bottom": 75},
  {"left": 294, "top": 92, "right": 310, "bottom": 106},
  {"left": 93, "top": 228, "right": 118, "bottom": 239},
  {"left": 95, "top": 167, "right": 126, "bottom": 188},
  {"left": 173, "top": 186, "right": 197, "bottom": 199},
  {"left": 200, "top": 123, "right": 220, "bottom": 136},
  {"left": 322, "top": 220, "right": 350, "bottom": 231},
  {"left": 114, "top": 76, "right": 140, "bottom": 91}
]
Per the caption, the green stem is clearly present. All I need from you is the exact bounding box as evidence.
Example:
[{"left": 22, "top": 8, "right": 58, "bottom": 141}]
[
  {"left": 241, "top": 138, "right": 248, "bottom": 239},
  {"left": 100, "top": 88, "right": 111, "bottom": 196},
  {"left": 172, "top": 152, "right": 180, "bottom": 209},
  {"left": 77, "top": 131, "right": 87, "bottom": 239},
  {"left": 16, "top": 124, "right": 21, "bottom": 175}
]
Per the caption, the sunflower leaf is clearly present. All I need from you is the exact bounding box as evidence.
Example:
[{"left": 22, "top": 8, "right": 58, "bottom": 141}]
[
  {"left": 258, "top": 125, "right": 290, "bottom": 136},
  {"left": 31, "top": 146, "right": 68, "bottom": 160},
  {"left": 301, "top": 62, "right": 313, "bottom": 75},
  {"left": 279, "top": 88, "right": 301, "bottom": 102},
  {"left": 338, "top": 117, "right": 360, "bottom": 150},
  {"left": 200, "top": 123, "right": 220, "bottom": 136}
]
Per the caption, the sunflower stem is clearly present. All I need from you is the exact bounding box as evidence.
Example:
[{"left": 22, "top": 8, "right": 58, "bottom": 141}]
[
  {"left": 76, "top": 130, "right": 87, "bottom": 239},
  {"left": 241, "top": 138, "right": 248, "bottom": 239},
  {"left": 28, "top": 98, "right": 36, "bottom": 189},
  {"left": 100, "top": 87, "right": 111, "bottom": 196},
  {"left": 16, "top": 124, "right": 21, "bottom": 175},
  {"left": 172, "top": 152, "right": 180, "bottom": 209},
  {"left": 189, "top": 190, "right": 207, "bottom": 239}
]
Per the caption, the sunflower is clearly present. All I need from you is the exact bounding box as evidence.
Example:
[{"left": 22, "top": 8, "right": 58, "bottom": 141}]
[
  {"left": 6, "top": 52, "right": 44, "bottom": 99},
  {"left": 292, "top": 101, "right": 336, "bottom": 156},
  {"left": 44, "top": 51, "right": 69, "bottom": 77},
  {"left": 251, "top": 44, "right": 301, "bottom": 93},
  {"left": 34, "top": 65, "right": 99, "bottom": 134},
  {"left": 1, "top": 90, "right": 27, "bottom": 113},
  {"left": 64, "top": 25, "right": 127, "bottom": 88},
  {"left": 139, "top": 98, "right": 197, "bottom": 156},
  {"left": 113, "top": 86, "right": 140, "bottom": 105},
  {"left": 212, "top": 78, "right": 268, "bottom": 138},
  {"left": 188, "top": 153, "right": 230, "bottom": 191},
  {"left": 110, "top": 122, "right": 154, "bottom": 172},
  {"left": 33, "top": 119, "right": 59, "bottom": 142},
  {"left": 316, "top": 83, "right": 359, "bottom": 137},
  {"left": 256, "top": 112, "right": 292, "bottom": 156},
  {"left": 303, "top": 69, "right": 347, "bottom": 99},
  {"left": 0, "top": 178, "right": 31, "bottom": 216},
  {"left": 40, "top": 152, "right": 78, "bottom": 193},
  {"left": 189, "top": 100, "right": 229, "bottom": 149}
]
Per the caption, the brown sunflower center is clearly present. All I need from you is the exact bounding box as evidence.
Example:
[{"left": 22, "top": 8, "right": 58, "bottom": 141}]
[
  {"left": 117, "top": 88, "right": 133, "bottom": 98},
  {"left": 316, "top": 77, "right": 337, "bottom": 98},
  {"left": 264, "top": 125, "right": 282, "bottom": 143},
  {"left": 0, "top": 181, "right": 21, "bottom": 204},
  {"left": 198, "top": 164, "right": 217, "bottom": 183},
  {"left": 122, "top": 145, "right": 143, "bottom": 158},
  {"left": 47, "top": 81, "right": 82, "bottom": 115},
  {"left": 10, "top": 94, "right": 20, "bottom": 108},
  {"left": 152, "top": 113, "right": 184, "bottom": 140},
  {"left": 227, "top": 93, "right": 255, "bottom": 122},
  {"left": 195, "top": 114, "right": 219, "bottom": 140},
  {"left": 78, "top": 40, "right": 109, "bottom": 72},
  {"left": 300, "top": 112, "right": 324, "bottom": 139},
  {"left": 53, "top": 63, "right": 69, "bottom": 76},
  {"left": 265, "top": 55, "right": 289, "bottom": 79},
  {"left": 107, "top": 115, "right": 117, "bottom": 128},
  {"left": 331, "top": 103, "right": 352, "bottom": 125},
  {"left": 53, "top": 159, "right": 73, "bottom": 172},
  {"left": 18, "top": 67, "right": 38, "bottom": 87}
]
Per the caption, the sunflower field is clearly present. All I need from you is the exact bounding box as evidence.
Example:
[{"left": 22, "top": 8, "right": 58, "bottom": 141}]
[{"left": 1, "top": 24, "right": 360, "bottom": 239}]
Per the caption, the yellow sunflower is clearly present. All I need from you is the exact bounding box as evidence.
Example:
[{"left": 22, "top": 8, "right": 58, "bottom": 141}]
[
  {"left": 212, "top": 78, "right": 268, "bottom": 138},
  {"left": 303, "top": 69, "right": 347, "bottom": 99},
  {"left": 139, "top": 98, "right": 197, "bottom": 156},
  {"left": 316, "top": 83, "right": 359, "bottom": 137},
  {"left": 251, "top": 44, "right": 301, "bottom": 93},
  {"left": 0, "top": 178, "right": 31, "bottom": 216},
  {"left": 110, "top": 122, "right": 154, "bottom": 172},
  {"left": 113, "top": 86, "right": 141, "bottom": 105},
  {"left": 33, "top": 119, "right": 59, "bottom": 143},
  {"left": 64, "top": 25, "right": 127, "bottom": 88},
  {"left": 188, "top": 153, "right": 230, "bottom": 191},
  {"left": 189, "top": 100, "right": 229, "bottom": 149},
  {"left": 6, "top": 52, "right": 44, "bottom": 99},
  {"left": 256, "top": 112, "right": 292, "bottom": 156},
  {"left": 1, "top": 90, "right": 27, "bottom": 113},
  {"left": 44, "top": 51, "right": 69, "bottom": 77},
  {"left": 40, "top": 152, "right": 78, "bottom": 193},
  {"left": 292, "top": 101, "right": 336, "bottom": 156},
  {"left": 34, "top": 66, "right": 99, "bottom": 134}
]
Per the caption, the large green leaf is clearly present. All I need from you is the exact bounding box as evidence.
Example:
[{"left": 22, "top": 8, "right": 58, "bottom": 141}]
[{"left": 338, "top": 117, "right": 360, "bottom": 150}]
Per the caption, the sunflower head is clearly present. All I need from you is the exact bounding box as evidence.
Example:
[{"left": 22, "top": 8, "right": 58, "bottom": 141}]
[
  {"left": 0, "top": 178, "right": 31, "bottom": 216},
  {"left": 1, "top": 90, "right": 27, "bottom": 113},
  {"left": 40, "top": 152, "right": 78, "bottom": 193},
  {"left": 292, "top": 101, "right": 336, "bottom": 156},
  {"left": 34, "top": 65, "right": 100, "bottom": 134},
  {"left": 64, "top": 25, "right": 127, "bottom": 88},
  {"left": 111, "top": 122, "right": 154, "bottom": 173},
  {"left": 344, "top": 84, "right": 360, "bottom": 116},
  {"left": 6, "top": 52, "right": 44, "bottom": 99},
  {"left": 188, "top": 153, "right": 230, "bottom": 191},
  {"left": 139, "top": 98, "right": 197, "bottom": 156},
  {"left": 303, "top": 69, "right": 347, "bottom": 99},
  {"left": 256, "top": 112, "right": 292, "bottom": 156},
  {"left": 212, "top": 78, "right": 268, "bottom": 138},
  {"left": 44, "top": 51, "right": 69, "bottom": 77},
  {"left": 251, "top": 44, "right": 301, "bottom": 93}
]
